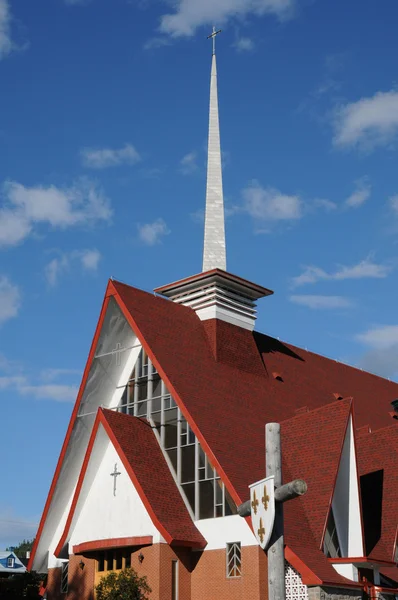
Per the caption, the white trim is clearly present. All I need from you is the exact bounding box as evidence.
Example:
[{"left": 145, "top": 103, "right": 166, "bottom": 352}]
[{"left": 331, "top": 415, "right": 363, "bottom": 560}]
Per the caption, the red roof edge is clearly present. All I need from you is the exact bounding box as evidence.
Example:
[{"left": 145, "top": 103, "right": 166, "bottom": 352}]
[
  {"left": 328, "top": 557, "right": 397, "bottom": 567},
  {"left": 319, "top": 399, "right": 353, "bottom": 552},
  {"left": 28, "top": 282, "right": 115, "bottom": 571},
  {"left": 73, "top": 536, "right": 153, "bottom": 554},
  {"left": 285, "top": 546, "right": 323, "bottom": 586},
  {"left": 112, "top": 285, "right": 244, "bottom": 510},
  {"left": 286, "top": 547, "right": 364, "bottom": 589}
]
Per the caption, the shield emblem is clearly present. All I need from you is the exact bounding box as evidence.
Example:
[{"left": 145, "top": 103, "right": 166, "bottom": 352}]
[{"left": 249, "top": 475, "right": 275, "bottom": 550}]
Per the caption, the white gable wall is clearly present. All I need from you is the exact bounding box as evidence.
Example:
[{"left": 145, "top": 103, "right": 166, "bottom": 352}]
[
  {"left": 195, "top": 515, "right": 257, "bottom": 550},
  {"left": 331, "top": 415, "right": 363, "bottom": 565},
  {"left": 68, "top": 425, "right": 163, "bottom": 552},
  {"left": 39, "top": 303, "right": 142, "bottom": 571}
]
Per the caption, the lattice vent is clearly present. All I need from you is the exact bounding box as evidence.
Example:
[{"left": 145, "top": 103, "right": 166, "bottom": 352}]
[{"left": 285, "top": 561, "right": 308, "bottom": 600}]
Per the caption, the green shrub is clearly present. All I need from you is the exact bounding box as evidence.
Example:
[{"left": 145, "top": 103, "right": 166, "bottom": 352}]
[{"left": 95, "top": 567, "right": 151, "bottom": 600}]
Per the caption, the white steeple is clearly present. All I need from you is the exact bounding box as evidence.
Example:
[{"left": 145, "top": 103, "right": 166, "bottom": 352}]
[
  {"left": 155, "top": 29, "right": 274, "bottom": 331},
  {"left": 203, "top": 27, "right": 226, "bottom": 273}
]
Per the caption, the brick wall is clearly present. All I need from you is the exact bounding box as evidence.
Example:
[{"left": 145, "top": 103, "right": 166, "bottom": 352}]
[
  {"left": 191, "top": 545, "right": 268, "bottom": 600},
  {"left": 47, "top": 542, "right": 268, "bottom": 600},
  {"left": 47, "top": 567, "right": 66, "bottom": 600},
  {"left": 67, "top": 554, "right": 96, "bottom": 600}
]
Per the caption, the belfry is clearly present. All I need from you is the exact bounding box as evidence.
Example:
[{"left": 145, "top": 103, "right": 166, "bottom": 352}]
[{"left": 29, "top": 29, "right": 398, "bottom": 600}]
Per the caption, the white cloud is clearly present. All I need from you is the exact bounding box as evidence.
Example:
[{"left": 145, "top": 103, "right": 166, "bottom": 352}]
[
  {"left": 40, "top": 368, "right": 81, "bottom": 382},
  {"left": 389, "top": 194, "right": 398, "bottom": 216},
  {"left": 234, "top": 37, "right": 254, "bottom": 52},
  {"left": 0, "top": 180, "right": 112, "bottom": 248},
  {"left": 333, "top": 90, "right": 398, "bottom": 151},
  {"left": 18, "top": 384, "right": 78, "bottom": 402},
  {"left": 45, "top": 248, "right": 101, "bottom": 287},
  {"left": 180, "top": 151, "right": 198, "bottom": 175},
  {"left": 0, "top": 276, "right": 20, "bottom": 324},
  {"left": 0, "top": 355, "right": 79, "bottom": 402},
  {"left": 143, "top": 36, "right": 172, "bottom": 51},
  {"left": 242, "top": 182, "right": 302, "bottom": 222},
  {"left": 356, "top": 325, "right": 398, "bottom": 349},
  {"left": 159, "top": 0, "right": 294, "bottom": 38},
  {"left": 81, "top": 143, "right": 141, "bottom": 169},
  {"left": 292, "top": 258, "right": 391, "bottom": 287},
  {"left": 0, "top": 0, "right": 13, "bottom": 60},
  {"left": 313, "top": 198, "right": 338, "bottom": 212},
  {"left": 290, "top": 294, "right": 353, "bottom": 310},
  {"left": 79, "top": 248, "right": 101, "bottom": 270},
  {"left": 345, "top": 179, "right": 371, "bottom": 208},
  {"left": 138, "top": 218, "right": 170, "bottom": 245},
  {"left": 356, "top": 324, "right": 398, "bottom": 378}
]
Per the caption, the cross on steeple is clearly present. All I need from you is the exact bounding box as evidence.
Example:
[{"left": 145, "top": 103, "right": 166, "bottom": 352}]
[
  {"left": 207, "top": 26, "right": 222, "bottom": 56},
  {"left": 203, "top": 26, "right": 226, "bottom": 273}
]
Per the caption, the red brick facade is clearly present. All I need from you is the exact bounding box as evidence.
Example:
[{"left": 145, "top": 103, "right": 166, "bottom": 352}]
[{"left": 46, "top": 543, "right": 268, "bottom": 600}]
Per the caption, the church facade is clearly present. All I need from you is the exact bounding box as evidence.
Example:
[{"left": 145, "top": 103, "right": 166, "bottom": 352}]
[{"left": 29, "top": 35, "right": 398, "bottom": 600}]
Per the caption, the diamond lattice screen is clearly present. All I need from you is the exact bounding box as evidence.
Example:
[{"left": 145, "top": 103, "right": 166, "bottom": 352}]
[{"left": 285, "top": 561, "right": 308, "bottom": 600}]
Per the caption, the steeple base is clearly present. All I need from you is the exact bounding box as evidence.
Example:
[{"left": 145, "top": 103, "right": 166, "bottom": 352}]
[{"left": 154, "top": 269, "right": 273, "bottom": 332}]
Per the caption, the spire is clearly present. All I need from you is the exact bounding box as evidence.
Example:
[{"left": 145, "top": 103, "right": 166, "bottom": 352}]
[{"left": 203, "top": 27, "right": 226, "bottom": 273}]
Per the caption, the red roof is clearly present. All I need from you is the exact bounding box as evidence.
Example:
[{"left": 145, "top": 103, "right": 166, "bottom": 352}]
[
  {"left": 55, "top": 408, "right": 206, "bottom": 555},
  {"left": 281, "top": 399, "right": 352, "bottom": 550},
  {"left": 111, "top": 280, "right": 397, "bottom": 578},
  {"left": 357, "top": 425, "right": 398, "bottom": 561},
  {"left": 30, "top": 278, "right": 398, "bottom": 585}
]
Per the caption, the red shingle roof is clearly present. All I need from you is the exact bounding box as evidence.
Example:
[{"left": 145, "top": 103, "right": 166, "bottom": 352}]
[
  {"left": 357, "top": 424, "right": 398, "bottom": 561},
  {"left": 111, "top": 279, "right": 398, "bottom": 580},
  {"left": 101, "top": 409, "right": 206, "bottom": 548},
  {"left": 281, "top": 399, "right": 351, "bottom": 549}
]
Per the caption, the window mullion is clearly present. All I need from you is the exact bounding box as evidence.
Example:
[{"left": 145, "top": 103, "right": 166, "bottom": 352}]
[
  {"left": 177, "top": 407, "right": 182, "bottom": 484},
  {"left": 194, "top": 437, "right": 199, "bottom": 520},
  {"left": 147, "top": 358, "right": 153, "bottom": 418}
]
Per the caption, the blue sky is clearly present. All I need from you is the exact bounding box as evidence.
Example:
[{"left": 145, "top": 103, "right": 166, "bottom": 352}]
[{"left": 1, "top": 0, "right": 398, "bottom": 548}]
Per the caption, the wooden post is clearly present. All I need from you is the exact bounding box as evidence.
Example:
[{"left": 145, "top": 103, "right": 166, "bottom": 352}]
[{"left": 266, "top": 422, "right": 285, "bottom": 600}]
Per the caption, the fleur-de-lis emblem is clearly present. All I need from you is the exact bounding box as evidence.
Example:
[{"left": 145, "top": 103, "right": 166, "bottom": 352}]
[
  {"left": 251, "top": 489, "right": 259, "bottom": 515},
  {"left": 262, "top": 485, "right": 270, "bottom": 511}
]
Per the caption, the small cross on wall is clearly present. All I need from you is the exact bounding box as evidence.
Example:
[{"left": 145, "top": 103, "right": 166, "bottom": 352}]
[{"left": 110, "top": 463, "right": 121, "bottom": 496}]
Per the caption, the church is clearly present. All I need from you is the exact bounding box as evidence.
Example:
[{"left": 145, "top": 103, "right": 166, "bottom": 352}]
[{"left": 29, "top": 33, "right": 398, "bottom": 600}]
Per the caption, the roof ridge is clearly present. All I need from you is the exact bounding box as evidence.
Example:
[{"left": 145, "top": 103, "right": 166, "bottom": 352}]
[
  {"left": 281, "top": 396, "right": 352, "bottom": 424},
  {"left": 258, "top": 332, "right": 398, "bottom": 386}
]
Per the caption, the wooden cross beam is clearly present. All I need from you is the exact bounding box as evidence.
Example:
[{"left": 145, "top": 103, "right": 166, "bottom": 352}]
[{"left": 238, "top": 424, "right": 307, "bottom": 600}]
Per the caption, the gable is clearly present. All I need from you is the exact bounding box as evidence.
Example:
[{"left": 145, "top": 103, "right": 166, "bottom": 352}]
[
  {"left": 282, "top": 399, "right": 352, "bottom": 548},
  {"left": 0, "top": 552, "right": 25, "bottom": 573},
  {"left": 68, "top": 423, "right": 163, "bottom": 551},
  {"left": 329, "top": 414, "right": 364, "bottom": 559},
  {"left": 30, "top": 289, "right": 141, "bottom": 572},
  {"left": 357, "top": 424, "right": 398, "bottom": 561},
  {"left": 55, "top": 409, "right": 206, "bottom": 557}
]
